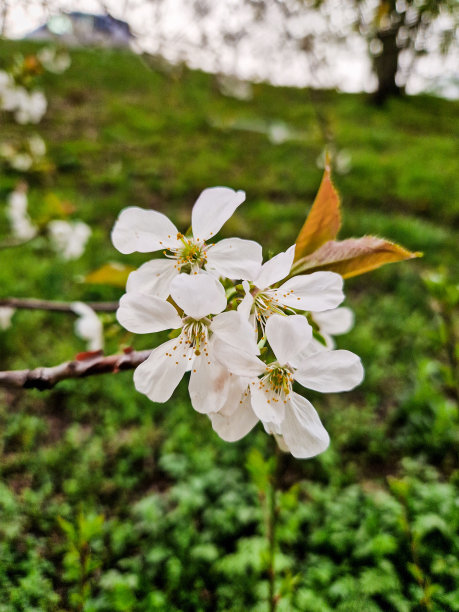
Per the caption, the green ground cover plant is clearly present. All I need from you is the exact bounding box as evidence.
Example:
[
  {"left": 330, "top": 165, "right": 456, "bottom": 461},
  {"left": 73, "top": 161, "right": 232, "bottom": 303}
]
[{"left": 0, "top": 41, "right": 457, "bottom": 611}]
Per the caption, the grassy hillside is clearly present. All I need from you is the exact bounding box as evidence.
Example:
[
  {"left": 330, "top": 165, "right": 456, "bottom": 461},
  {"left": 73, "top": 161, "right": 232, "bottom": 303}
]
[{"left": 0, "top": 41, "right": 458, "bottom": 611}]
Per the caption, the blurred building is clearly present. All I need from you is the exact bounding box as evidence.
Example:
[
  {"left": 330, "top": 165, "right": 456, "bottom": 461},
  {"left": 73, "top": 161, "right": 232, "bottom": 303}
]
[{"left": 23, "top": 12, "right": 134, "bottom": 48}]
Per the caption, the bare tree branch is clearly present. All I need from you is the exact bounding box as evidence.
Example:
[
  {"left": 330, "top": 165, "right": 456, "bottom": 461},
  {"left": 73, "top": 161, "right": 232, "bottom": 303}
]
[
  {"left": 0, "top": 349, "right": 151, "bottom": 390},
  {"left": 0, "top": 298, "right": 119, "bottom": 313}
]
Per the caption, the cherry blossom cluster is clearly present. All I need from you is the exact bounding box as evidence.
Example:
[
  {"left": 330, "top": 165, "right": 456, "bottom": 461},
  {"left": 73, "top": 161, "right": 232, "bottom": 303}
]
[
  {"left": 0, "top": 48, "right": 70, "bottom": 126},
  {"left": 0, "top": 68, "right": 47, "bottom": 125},
  {"left": 111, "top": 187, "right": 364, "bottom": 458}
]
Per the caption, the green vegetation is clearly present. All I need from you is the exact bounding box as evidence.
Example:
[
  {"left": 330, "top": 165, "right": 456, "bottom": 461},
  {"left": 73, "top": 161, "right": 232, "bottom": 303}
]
[{"left": 0, "top": 41, "right": 458, "bottom": 610}]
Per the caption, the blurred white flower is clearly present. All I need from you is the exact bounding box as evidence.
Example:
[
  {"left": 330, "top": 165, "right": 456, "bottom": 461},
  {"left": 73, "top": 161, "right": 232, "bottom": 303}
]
[
  {"left": 217, "top": 75, "right": 253, "bottom": 100},
  {"left": 7, "top": 187, "right": 37, "bottom": 241},
  {"left": 71, "top": 302, "right": 103, "bottom": 351},
  {"left": 10, "top": 153, "right": 33, "bottom": 172},
  {"left": 317, "top": 147, "right": 352, "bottom": 175},
  {"left": 38, "top": 47, "right": 71, "bottom": 74},
  {"left": 268, "top": 122, "right": 292, "bottom": 144},
  {"left": 28, "top": 135, "right": 46, "bottom": 157},
  {"left": 0, "top": 70, "right": 17, "bottom": 110},
  {"left": 0, "top": 307, "right": 15, "bottom": 330},
  {"left": 48, "top": 220, "right": 91, "bottom": 260},
  {"left": 14, "top": 89, "right": 47, "bottom": 124},
  {"left": 113, "top": 187, "right": 262, "bottom": 299}
]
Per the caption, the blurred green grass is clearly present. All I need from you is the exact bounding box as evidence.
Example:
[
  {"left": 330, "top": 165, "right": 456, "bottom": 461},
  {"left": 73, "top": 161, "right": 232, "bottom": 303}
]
[{"left": 0, "top": 41, "right": 458, "bottom": 610}]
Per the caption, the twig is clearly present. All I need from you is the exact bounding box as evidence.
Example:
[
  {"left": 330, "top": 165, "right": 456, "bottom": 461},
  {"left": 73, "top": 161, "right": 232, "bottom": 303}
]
[
  {"left": 0, "top": 298, "right": 119, "bottom": 313},
  {"left": 0, "top": 235, "right": 38, "bottom": 250},
  {"left": 0, "top": 349, "right": 151, "bottom": 390}
]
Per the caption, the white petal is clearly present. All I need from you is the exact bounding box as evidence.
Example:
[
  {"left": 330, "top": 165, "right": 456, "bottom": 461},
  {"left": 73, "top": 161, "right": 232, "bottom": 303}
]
[
  {"left": 210, "top": 391, "right": 258, "bottom": 442},
  {"left": 274, "top": 272, "right": 344, "bottom": 311},
  {"left": 273, "top": 434, "right": 290, "bottom": 453},
  {"left": 189, "top": 343, "right": 232, "bottom": 414},
  {"left": 293, "top": 350, "right": 364, "bottom": 392},
  {"left": 116, "top": 293, "right": 182, "bottom": 333},
  {"left": 126, "top": 259, "right": 179, "bottom": 299},
  {"left": 218, "top": 376, "right": 252, "bottom": 417},
  {"left": 265, "top": 314, "right": 312, "bottom": 365},
  {"left": 253, "top": 245, "right": 295, "bottom": 290},
  {"left": 206, "top": 238, "right": 262, "bottom": 280},
  {"left": 0, "top": 307, "right": 15, "bottom": 330},
  {"left": 250, "top": 381, "right": 285, "bottom": 424},
  {"left": 312, "top": 307, "right": 354, "bottom": 336},
  {"left": 281, "top": 392, "right": 330, "bottom": 459},
  {"left": 191, "top": 187, "right": 245, "bottom": 241},
  {"left": 170, "top": 273, "right": 226, "bottom": 319},
  {"left": 133, "top": 338, "right": 189, "bottom": 402},
  {"left": 111, "top": 207, "right": 180, "bottom": 254},
  {"left": 210, "top": 310, "right": 259, "bottom": 355},
  {"left": 213, "top": 339, "right": 265, "bottom": 377},
  {"left": 71, "top": 302, "right": 103, "bottom": 351},
  {"left": 237, "top": 280, "right": 254, "bottom": 319}
]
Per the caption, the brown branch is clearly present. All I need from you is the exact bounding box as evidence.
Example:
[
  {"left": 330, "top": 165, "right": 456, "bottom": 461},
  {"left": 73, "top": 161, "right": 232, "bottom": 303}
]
[
  {"left": 0, "top": 349, "right": 151, "bottom": 390},
  {"left": 0, "top": 298, "right": 119, "bottom": 313}
]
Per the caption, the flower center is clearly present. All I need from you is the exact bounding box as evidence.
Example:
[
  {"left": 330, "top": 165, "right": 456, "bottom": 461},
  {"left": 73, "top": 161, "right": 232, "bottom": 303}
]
[
  {"left": 262, "top": 364, "right": 294, "bottom": 401},
  {"left": 253, "top": 291, "right": 286, "bottom": 327},
  {"left": 182, "top": 317, "right": 210, "bottom": 355},
  {"left": 164, "top": 233, "right": 208, "bottom": 273}
]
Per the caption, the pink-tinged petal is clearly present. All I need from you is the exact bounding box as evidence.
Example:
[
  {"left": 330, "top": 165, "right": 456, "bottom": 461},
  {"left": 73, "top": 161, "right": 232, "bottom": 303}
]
[
  {"left": 170, "top": 273, "right": 226, "bottom": 319},
  {"left": 273, "top": 271, "right": 344, "bottom": 311},
  {"left": 116, "top": 293, "right": 182, "bottom": 333},
  {"left": 191, "top": 187, "right": 245, "bottom": 241},
  {"left": 111, "top": 207, "right": 180, "bottom": 254},
  {"left": 133, "top": 337, "right": 189, "bottom": 402},
  {"left": 253, "top": 245, "right": 295, "bottom": 290},
  {"left": 211, "top": 310, "right": 259, "bottom": 355},
  {"left": 126, "top": 259, "right": 179, "bottom": 299},
  {"left": 265, "top": 314, "right": 312, "bottom": 365},
  {"left": 210, "top": 391, "right": 258, "bottom": 442},
  {"left": 189, "top": 343, "right": 232, "bottom": 414},
  {"left": 312, "top": 307, "right": 354, "bottom": 336},
  {"left": 281, "top": 392, "right": 330, "bottom": 459},
  {"left": 293, "top": 349, "right": 364, "bottom": 392},
  {"left": 213, "top": 339, "right": 265, "bottom": 377},
  {"left": 250, "top": 380, "right": 285, "bottom": 424},
  {"left": 206, "top": 238, "right": 262, "bottom": 280}
]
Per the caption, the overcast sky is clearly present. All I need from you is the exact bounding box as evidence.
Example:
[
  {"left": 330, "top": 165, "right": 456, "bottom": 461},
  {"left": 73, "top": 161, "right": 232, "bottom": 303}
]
[{"left": 4, "top": 0, "right": 458, "bottom": 97}]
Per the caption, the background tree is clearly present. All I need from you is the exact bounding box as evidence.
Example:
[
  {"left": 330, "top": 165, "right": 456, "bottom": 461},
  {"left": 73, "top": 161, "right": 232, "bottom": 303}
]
[{"left": 356, "top": 0, "right": 458, "bottom": 103}]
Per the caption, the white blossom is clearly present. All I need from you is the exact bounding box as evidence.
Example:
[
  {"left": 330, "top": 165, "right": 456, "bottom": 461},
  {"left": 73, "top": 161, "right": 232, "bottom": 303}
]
[
  {"left": 71, "top": 302, "right": 103, "bottom": 351},
  {"left": 311, "top": 306, "right": 355, "bottom": 349},
  {"left": 111, "top": 185, "right": 366, "bottom": 460},
  {"left": 7, "top": 188, "right": 37, "bottom": 241},
  {"left": 117, "top": 273, "right": 259, "bottom": 413},
  {"left": 48, "top": 220, "right": 91, "bottom": 260},
  {"left": 38, "top": 47, "right": 71, "bottom": 74},
  {"left": 0, "top": 307, "right": 15, "bottom": 330},
  {"left": 112, "top": 187, "right": 263, "bottom": 299},
  {"left": 213, "top": 314, "right": 364, "bottom": 458},
  {"left": 10, "top": 153, "right": 33, "bottom": 172},
  {"left": 28, "top": 135, "right": 46, "bottom": 157},
  {"left": 14, "top": 89, "right": 47, "bottom": 125},
  {"left": 239, "top": 245, "right": 345, "bottom": 329}
]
